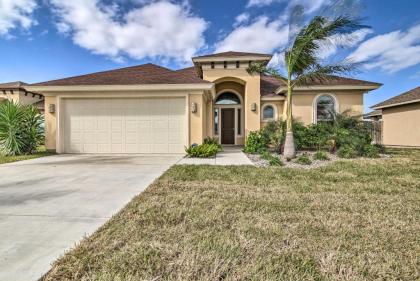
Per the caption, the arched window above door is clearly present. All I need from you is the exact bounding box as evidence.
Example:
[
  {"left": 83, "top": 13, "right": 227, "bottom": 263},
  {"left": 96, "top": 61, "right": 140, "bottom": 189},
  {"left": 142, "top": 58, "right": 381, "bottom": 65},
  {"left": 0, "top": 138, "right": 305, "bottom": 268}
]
[{"left": 215, "top": 92, "right": 241, "bottom": 105}]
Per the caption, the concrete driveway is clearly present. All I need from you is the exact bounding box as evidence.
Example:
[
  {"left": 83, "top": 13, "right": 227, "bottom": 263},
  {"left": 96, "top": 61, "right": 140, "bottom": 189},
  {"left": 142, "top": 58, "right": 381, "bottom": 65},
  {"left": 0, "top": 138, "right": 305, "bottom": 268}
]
[{"left": 0, "top": 154, "right": 183, "bottom": 281}]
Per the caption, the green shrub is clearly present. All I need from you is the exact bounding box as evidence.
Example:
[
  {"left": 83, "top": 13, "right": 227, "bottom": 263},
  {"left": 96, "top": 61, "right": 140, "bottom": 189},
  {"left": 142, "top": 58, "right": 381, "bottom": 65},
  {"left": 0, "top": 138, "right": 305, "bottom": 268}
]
[
  {"left": 373, "top": 143, "right": 386, "bottom": 153},
  {"left": 0, "top": 101, "right": 44, "bottom": 156},
  {"left": 362, "top": 144, "right": 380, "bottom": 158},
  {"left": 295, "top": 154, "right": 312, "bottom": 165},
  {"left": 337, "top": 145, "right": 358, "bottom": 159},
  {"left": 295, "top": 122, "right": 333, "bottom": 150},
  {"left": 185, "top": 143, "right": 219, "bottom": 158},
  {"left": 203, "top": 137, "right": 222, "bottom": 150},
  {"left": 313, "top": 150, "right": 329, "bottom": 161},
  {"left": 244, "top": 131, "right": 268, "bottom": 153},
  {"left": 260, "top": 120, "right": 284, "bottom": 152},
  {"left": 260, "top": 150, "right": 283, "bottom": 166}
]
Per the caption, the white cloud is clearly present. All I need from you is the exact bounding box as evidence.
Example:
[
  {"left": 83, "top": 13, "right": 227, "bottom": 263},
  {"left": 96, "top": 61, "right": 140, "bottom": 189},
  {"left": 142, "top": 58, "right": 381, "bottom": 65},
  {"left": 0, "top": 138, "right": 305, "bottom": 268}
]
[
  {"left": 247, "top": 0, "right": 329, "bottom": 13},
  {"left": 215, "top": 17, "right": 288, "bottom": 54},
  {"left": 348, "top": 24, "right": 420, "bottom": 73},
  {"left": 247, "top": 0, "right": 274, "bottom": 7},
  {"left": 0, "top": 0, "right": 37, "bottom": 37},
  {"left": 234, "top": 13, "right": 250, "bottom": 27},
  {"left": 49, "top": 0, "right": 208, "bottom": 63}
]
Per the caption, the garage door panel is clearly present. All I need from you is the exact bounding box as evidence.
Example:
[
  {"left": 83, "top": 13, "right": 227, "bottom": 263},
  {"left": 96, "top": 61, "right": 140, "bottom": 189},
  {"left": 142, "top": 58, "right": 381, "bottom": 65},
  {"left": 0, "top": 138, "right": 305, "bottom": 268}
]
[{"left": 63, "top": 97, "right": 186, "bottom": 154}]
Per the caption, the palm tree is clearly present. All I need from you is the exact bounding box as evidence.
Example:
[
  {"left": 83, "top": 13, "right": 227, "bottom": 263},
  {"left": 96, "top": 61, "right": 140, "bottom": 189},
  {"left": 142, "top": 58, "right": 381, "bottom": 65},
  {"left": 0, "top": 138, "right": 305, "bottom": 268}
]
[{"left": 248, "top": 16, "right": 368, "bottom": 158}]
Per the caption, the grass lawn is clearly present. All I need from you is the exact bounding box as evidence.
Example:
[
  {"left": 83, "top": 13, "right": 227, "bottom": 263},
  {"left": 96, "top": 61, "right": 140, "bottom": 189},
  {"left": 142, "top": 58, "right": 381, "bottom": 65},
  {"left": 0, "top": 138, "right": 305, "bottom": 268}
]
[
  {"left": 44, "top": 149, "right": 420, "bottom": 281},
  {"left": 0, "top": 146, "right": 54, "bottom": 165}
]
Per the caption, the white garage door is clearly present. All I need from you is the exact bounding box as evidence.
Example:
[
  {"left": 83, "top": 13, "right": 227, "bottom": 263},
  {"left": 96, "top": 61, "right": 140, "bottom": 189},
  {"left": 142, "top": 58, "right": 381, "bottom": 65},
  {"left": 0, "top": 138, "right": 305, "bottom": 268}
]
[{"left": 62, "top": 97, "right": 187, "bottom": 154}]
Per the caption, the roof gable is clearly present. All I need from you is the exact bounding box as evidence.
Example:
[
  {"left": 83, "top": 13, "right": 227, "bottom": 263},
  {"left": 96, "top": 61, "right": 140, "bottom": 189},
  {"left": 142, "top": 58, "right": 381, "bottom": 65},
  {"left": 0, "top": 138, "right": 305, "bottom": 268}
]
[
  {"left": 372, "top": 86, "right": 420, "bottom": 109},
  {"left": 31, "top": 63, "right": 210, "bottom": 86}
]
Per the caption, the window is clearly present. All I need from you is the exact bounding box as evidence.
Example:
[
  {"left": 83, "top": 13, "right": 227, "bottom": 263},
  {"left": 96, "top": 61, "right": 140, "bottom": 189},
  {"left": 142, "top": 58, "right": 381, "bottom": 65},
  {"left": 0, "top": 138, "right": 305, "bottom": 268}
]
[
  {"left": 236, "top": 61, "right": 240, "bottom": 68},
  {"left": 263, "top": 105, "right": 275, "bottom": 120},
  {"left": 316, "top": 95, "right": 336, "bottom": 122},
  {"left": 211, "top": 62, "right": 215, "bottom": 69},
  {"left": 214, "top": 109, "right": 219, "bottom": 135},
  {"left": 215, "top": 92, "right": 241, "bottom": 105},
  {"left": 237, "top": 108, "right": 241, "bottom": 135}
]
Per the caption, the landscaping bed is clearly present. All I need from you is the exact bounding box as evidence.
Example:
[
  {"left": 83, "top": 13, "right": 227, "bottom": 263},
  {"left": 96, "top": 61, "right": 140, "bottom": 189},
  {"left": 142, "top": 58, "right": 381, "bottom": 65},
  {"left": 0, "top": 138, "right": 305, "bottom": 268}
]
[
  {"left": 0, "top": 146, "right": 53, "bottom": 164},
  {"left": 42, "top": 149, "right": 420, "bottom": 280},
  {"left": 243, "top": 115, "right": 387, "bottom": 167}
]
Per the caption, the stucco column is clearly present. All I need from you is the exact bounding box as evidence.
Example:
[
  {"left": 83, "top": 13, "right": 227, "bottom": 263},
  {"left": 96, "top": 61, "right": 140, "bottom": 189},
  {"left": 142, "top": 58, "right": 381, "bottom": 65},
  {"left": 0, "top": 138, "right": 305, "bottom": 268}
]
[
  {"left": 44, "top": 96, "right": 57, "bottom": 152},
  {"left": 244, "top": 75, "right": 261, "bottom": 135},
  {"left": 189, "top": 94, "right": 205, "bottom": 145}
]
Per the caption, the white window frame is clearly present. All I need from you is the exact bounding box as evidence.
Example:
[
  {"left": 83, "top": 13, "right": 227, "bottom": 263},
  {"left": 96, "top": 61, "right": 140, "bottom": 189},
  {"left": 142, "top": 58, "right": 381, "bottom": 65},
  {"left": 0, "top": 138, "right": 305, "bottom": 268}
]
[
  {"left": 261, "top": 103, "right": 277, "bottom": 122},
  {"left": 312, "top": 93, "right": 339, "bottom": 124}
]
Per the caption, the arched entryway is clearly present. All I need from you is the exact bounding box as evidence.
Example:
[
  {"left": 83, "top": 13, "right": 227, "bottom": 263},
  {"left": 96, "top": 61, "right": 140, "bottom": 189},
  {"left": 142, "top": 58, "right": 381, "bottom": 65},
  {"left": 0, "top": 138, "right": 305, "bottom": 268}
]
[{"left": 214, "top": 91, "right": 244, "bottom": 145}]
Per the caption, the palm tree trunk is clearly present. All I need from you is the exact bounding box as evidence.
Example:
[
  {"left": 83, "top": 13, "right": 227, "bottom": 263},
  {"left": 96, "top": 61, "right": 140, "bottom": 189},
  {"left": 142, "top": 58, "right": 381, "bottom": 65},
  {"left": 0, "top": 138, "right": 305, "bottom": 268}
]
[{"left": 283, "top": 76, "right": 296, "bottom": 159}]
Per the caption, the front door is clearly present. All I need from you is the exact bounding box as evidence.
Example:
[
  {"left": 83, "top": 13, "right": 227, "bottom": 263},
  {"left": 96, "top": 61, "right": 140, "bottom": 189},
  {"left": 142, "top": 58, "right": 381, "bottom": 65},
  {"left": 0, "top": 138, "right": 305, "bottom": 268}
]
[{"left": 221, "top": 108, "right": 235, "bottom": 145}]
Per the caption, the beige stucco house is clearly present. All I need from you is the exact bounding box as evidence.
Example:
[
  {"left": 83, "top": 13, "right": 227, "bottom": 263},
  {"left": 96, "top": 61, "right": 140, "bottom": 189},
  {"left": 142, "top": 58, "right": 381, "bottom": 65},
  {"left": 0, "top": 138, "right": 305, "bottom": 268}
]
[
  {"left": 370, "top": 86, "right": 420, "bottom": 147},
  {"left": 0, "top": 81, "right": 44, "bottom": 111},
  {"left": 13, "top": 51, "right": 380, "bottom": 154}
]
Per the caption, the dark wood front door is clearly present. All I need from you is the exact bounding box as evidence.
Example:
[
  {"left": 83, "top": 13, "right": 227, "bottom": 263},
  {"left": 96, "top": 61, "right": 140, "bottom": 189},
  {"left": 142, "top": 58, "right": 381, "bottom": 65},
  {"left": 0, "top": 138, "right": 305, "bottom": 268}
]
[{"left": 221, "top": 108, "right": 235, "bottom": 144}]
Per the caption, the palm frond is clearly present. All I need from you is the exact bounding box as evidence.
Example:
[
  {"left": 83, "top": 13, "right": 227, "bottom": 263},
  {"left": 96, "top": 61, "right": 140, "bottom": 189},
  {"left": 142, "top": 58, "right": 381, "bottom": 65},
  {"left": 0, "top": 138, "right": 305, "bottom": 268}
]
[
  {"left": 292, "top": 61, "right": 361, "bottom": 87},
  {"left": 247, "top": 62, "right": 288, "bottom": 84},
  {"left": 287, "top": 16, "right": 369, "bottom": 76}
]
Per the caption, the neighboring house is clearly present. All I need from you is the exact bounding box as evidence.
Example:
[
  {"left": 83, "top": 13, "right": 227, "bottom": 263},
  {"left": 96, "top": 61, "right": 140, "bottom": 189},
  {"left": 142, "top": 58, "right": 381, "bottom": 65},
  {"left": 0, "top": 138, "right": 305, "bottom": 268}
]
[
  {"left": 19, "top": 51, "right": 381, "bottom": 154},
  {"left": 371, "top": 86, "right": 420, "bottom": 147},
  {"left": 0, "top": 82, "right": 44, "bottom": 109},
  {"left": 364, "top": 110, "right": 382, "bottom": 121}
]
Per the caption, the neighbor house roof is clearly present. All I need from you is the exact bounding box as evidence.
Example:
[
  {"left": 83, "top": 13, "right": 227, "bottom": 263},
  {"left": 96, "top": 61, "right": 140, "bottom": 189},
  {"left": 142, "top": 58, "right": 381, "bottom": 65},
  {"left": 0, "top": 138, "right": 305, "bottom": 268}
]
[
  {"left": 31, "top": 63, "right": 211, "bottom": 86},
  {"left": 364, "top": 110, "right": 382, "bottom": 118},
  {"left": 372, "top": 86, "right": 420, "bottom": 109}
]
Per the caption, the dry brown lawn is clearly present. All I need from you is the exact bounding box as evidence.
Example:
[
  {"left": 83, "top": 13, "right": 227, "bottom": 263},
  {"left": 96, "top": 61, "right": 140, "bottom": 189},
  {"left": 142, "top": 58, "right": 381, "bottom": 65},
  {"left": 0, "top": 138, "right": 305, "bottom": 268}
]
[{"left": 43, "top": 149, "right": 420, "bottom": 281}]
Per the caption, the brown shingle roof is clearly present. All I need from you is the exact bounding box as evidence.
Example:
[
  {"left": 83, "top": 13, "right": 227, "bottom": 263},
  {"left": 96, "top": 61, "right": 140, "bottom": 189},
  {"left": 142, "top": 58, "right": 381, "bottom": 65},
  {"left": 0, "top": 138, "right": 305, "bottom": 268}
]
[
  {"left": 0, "top": 81, "right": 27, "bottom": 89},
  {"left": 372, "top": 86, "right": 420, "bottom": 109},
  {"left": 296, "top": 75, "right": 382, "bottom": 87},
  {"left": 364, "top": 110, "right": 382, "bottom": 117},
  {"left": 193, "top": 51, "right": 272, "bottom": 59},
  {"left": 31, "top": 63, "right": 210, "bottom": 86},
  {"left": 260, "top": 75, "right": 380, "bottom": 96},
  {"left": 260, "top": 75, "right": 285, "bottom": 96}
]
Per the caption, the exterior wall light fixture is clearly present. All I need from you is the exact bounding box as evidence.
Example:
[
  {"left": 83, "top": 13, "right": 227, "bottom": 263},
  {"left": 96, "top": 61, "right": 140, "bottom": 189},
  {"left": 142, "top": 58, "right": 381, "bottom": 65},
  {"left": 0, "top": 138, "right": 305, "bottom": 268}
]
[
  {"left": 49, "top": 104, "right": 56, "bottom": 114},
  {"left": 251, "top": 103, "right": 257, "bottom": 112},
  {"left": 191, "top": 102, "right": 197, "bottom": 113}
]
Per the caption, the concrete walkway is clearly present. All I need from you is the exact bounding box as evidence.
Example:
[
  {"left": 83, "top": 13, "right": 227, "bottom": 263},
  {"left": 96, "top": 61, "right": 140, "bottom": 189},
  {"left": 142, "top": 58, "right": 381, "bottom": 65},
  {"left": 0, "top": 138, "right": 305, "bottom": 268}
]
[
  {"left": 0, "top": 154, "right": 183, "bottom": 281},
  {"left": 178, "top": 146, "right": 254, "bottom": 165}
]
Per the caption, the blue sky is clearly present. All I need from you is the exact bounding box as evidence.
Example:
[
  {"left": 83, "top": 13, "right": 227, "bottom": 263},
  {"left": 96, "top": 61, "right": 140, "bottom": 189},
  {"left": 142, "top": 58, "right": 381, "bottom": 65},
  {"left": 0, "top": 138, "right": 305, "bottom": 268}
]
[{"left": 0, "top": 0, "right": 419, "bottom": 112}]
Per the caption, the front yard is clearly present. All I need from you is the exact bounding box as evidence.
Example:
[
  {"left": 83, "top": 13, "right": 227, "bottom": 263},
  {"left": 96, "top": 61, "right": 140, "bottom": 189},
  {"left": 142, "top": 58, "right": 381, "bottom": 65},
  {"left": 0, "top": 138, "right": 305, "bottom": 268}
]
[
  {"left": 44, "top": 149, "right": 419, "bottom": 280},
  {"left": 0, "top": 146, "right": 53, "bottom": 164}
]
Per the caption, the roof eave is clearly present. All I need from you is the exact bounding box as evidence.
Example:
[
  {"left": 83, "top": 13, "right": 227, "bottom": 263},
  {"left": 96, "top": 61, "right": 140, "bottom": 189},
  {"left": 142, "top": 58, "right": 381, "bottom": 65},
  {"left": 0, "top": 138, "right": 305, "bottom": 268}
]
[
  {"left": 25, "top": 83, "right": 215, "bottom": 93},
  {"left": 371, "top": 99, "right": 420, "bottom": 110},
  {"left": 275, "top": 84, "right": 382, "bottom": 94},
  {"left": 192, "top": 55, "right": 273, "bottom": 63}
]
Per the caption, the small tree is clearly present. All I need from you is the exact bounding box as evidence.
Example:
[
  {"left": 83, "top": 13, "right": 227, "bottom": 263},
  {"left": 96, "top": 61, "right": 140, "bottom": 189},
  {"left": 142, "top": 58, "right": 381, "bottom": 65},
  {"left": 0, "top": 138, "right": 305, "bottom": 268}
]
[{"left": 248, "top": 15, "right": 368, "bottom": 158}]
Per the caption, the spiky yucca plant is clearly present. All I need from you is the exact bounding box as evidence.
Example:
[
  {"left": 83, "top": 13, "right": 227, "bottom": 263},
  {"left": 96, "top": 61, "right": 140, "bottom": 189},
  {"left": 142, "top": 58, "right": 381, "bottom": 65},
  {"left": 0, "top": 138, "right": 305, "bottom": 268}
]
[
  {"left": 248, "top": 15, "right": 368, "bottom": 158},
  {"left": 0, "top": 101, "right": 44, "bottom": 156}
]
